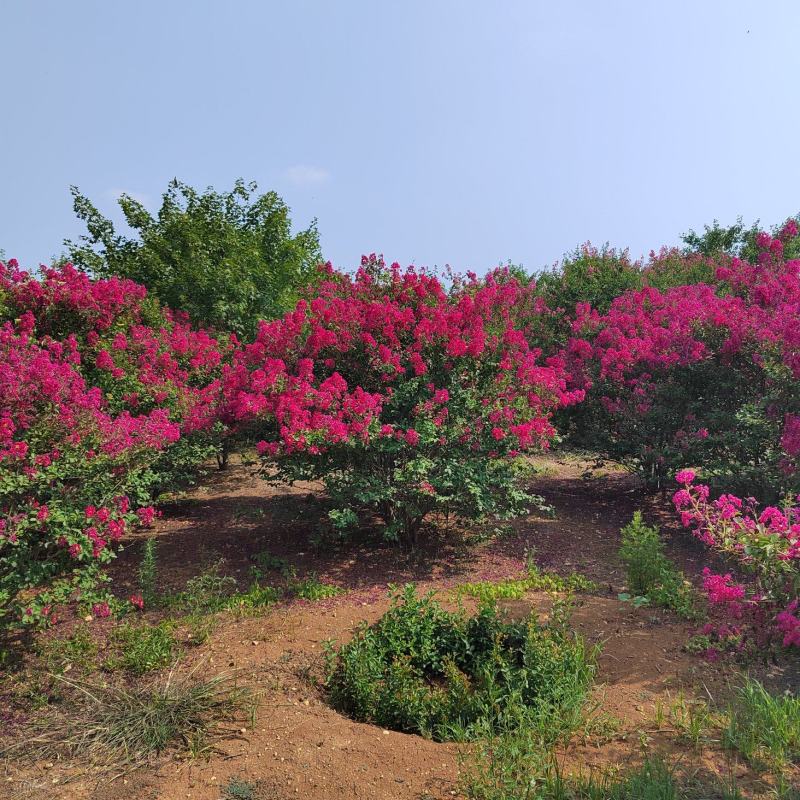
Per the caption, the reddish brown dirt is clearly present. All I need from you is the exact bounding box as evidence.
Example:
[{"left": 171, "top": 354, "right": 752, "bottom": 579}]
[{"left": 1, "top": 455, "right": 797, "bottom": 800}]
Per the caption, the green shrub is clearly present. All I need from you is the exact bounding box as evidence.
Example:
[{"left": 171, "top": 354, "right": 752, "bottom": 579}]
[
  {"left": 325, "top": 585, "right": 596, "bottom": 742},
  {"left": 618, "top": 512, "right": 700, "bottom": 620}
]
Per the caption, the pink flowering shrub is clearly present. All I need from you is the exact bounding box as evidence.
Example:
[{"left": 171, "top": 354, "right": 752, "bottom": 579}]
[
  {"left": 673, "top": 471, "right": 800, "bottom": 650},
  {"left": 0, "top": 259, "right": 229, "bottom": 627},
  {"left": 223, "top": 256, "right": 582, "bottom": 545},
  {"left": 558, "top": 220, "right": 800, "bottom": 497}
]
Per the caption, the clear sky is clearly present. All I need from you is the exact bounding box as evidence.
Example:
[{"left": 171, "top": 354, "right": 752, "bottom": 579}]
[{"left": 2, "top": 1, "right": 799, "bottom": 274}]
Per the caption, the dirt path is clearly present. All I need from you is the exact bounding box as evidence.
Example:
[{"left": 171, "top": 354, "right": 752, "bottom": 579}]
[{"left": 2, "top": 455, "right": 793, "bottom": 800}]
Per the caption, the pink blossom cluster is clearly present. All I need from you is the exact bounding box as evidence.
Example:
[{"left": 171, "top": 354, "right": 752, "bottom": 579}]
[
  {"left": 560, "top": 222, "right": 800, "bottom": 485},
  {"left": 0, "top": 259, "right": 230, "bottom": 626},
  {"left": 221, "top": 256, "right": 583, "bottom": 459},
  {"left": 673, "top": 470, "right": 800, "bottom": 649}
]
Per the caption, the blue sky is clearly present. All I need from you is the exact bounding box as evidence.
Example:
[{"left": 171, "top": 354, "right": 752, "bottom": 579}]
[{"left": 2, "top": 1, "right": 799, "bottom": 274}]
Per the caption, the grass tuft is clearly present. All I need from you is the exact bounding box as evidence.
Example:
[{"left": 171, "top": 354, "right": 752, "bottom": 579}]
[
  {"left": 724, "top": 677, "right": 800, "bottom": 771},
  {"left": 3, "top": 664, "right": 252, "bottom": 769}
]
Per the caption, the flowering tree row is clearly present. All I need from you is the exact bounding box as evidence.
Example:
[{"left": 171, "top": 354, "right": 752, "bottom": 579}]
[
  {"left": 544, "top": 221, "right": 800, "bottom": 650},
  {"left": 2, "top": 221, "right": 799, "bottom": 651}
]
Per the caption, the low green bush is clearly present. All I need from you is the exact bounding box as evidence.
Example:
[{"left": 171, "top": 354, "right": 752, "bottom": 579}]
[
  {"left": 324, "top": 585, "right": 596, "bottom": 742},
  {"left": 619, "top": 512, "right": 701, "bottom": 620}
]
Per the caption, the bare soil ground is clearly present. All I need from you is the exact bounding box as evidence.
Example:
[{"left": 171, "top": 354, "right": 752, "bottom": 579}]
[{"left": 1, "top": 454, "right": 798, "bottom": 800}]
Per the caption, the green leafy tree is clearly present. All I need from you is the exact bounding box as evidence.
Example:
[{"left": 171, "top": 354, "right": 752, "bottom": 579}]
[
  {"left": 534, "top": 243, "right": 643, "bottom": 315},
  {"left": 681, "top": 216, "right": 760, "bottom": 258},
  {"left": 682, "top": 214, "right": 800, "bottom": 263},
  {"left": 65, "top": 179, "right": 322, "bottom": 335}
]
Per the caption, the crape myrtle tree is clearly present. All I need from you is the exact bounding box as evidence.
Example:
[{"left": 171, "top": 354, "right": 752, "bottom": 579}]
[
  {"left": 221, "top": 256, "right": 584, "bottom": 547},
  {"left": 65, "top": 179, "right": 322, "bottom": 337},
  {"left": 0, "top": 258, "right": 229, "bottom": 626}
]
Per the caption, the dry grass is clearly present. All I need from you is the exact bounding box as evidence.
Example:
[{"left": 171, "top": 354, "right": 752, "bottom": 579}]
[{"left": 1, "top": 661, "right": 254, "bottom": 773}]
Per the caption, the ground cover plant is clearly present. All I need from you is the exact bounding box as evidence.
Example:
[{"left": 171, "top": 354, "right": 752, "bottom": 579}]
[{"left": 324, "top": 584, "right": 596, "bottom": 742}]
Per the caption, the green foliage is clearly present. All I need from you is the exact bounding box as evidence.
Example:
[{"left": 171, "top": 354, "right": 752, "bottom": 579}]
[
  {"left": 66, "top": 179, "right": 322, "bottom": 335},
  {"left": 281, "top": 434, "right": 538, "bottom": 548},
  {"left": 535, "top": 243, "right": 643, "bottom": 315},
  {"left": 724, "top": 678, "right": 800, "bottom": 772},
  {"left": 106, "top": 621, "right": 177, "bottom": 675},
  {"left": 325, "top": 585, "right": 596, "bottom": 743},
  {"left": 618, "top": 512, "right": 701, "bottom": 620},
  {"left": 681, "top": 216, "right": 761, "bottom": 258},
  {"left": 38, "top": 626, "right": 98, "bottom": 675},
  {"left": 680, "top": 213, "right": 800, "bottom": 263},
  {"left": 456, "top": 560, "right": 597, "bottom": 604}
]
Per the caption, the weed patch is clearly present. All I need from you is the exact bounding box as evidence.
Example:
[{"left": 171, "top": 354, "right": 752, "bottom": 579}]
[
  {"left": 456, "top": 560, "right": 597, "bottom": 604},
  {"left": 106, "top": 621, "right": 178, "bottom": 675},
  {"left": 724, "top": 677, "right": 800, "bottom": 772}
]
